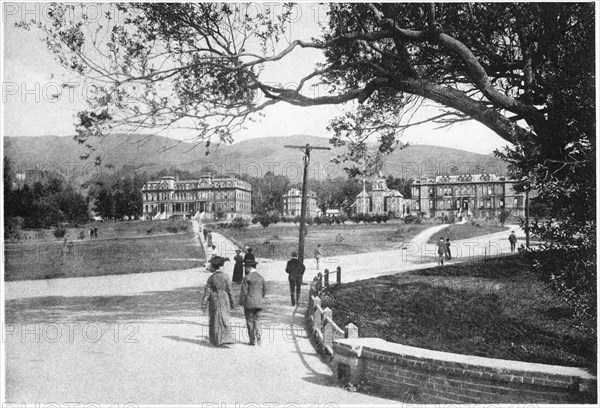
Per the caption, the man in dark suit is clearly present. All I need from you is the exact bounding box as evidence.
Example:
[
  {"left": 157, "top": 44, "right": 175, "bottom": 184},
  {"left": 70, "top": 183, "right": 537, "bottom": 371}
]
[
  {"left": 285, "top": 251, "right": 306, "bottom": 307},
  {"left": 239, "top": 260, "right": 266, "bottom": 346}
]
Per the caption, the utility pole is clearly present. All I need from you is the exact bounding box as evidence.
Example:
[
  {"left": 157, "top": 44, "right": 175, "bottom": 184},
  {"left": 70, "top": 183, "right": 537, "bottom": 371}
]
[
  {"left": 525, "top": 189, "right": 530, "bottom": 248},
  {"left": 284, "top": 143, "right": 331, "bottom": 263}
]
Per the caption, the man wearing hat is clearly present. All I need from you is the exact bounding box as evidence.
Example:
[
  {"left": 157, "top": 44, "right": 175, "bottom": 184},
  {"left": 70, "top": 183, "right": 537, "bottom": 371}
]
[
  {"left": 508, "top": 230, "right": 517, "bottom": 253},
  {"left": 239, "top": 259, "right": 266, "bottom": 346},
  {"left": 285, "top": 251, "right": 306, "bottom": 307}
]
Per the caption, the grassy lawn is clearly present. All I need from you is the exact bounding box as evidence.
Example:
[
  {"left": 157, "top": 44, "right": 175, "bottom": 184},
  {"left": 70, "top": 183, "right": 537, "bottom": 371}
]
[
  {"left": 427, "top": 220, "right": 508, "bottom": 243},
  {"left": 321, "top": 255, "right": 596, "bottom": 371},
  {"left": 13, "top": 219, "right": 193, "bottom": 243},
  {"left": 5, "top": 221, "right": 205, "bottom": 281},
  {"left": 218, "top": 221, "right": 432, "bottom": 261}
]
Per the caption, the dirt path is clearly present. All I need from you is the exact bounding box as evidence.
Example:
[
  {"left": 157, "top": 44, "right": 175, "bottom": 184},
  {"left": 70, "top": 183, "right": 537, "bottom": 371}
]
[{"left": 4, "top": 222, "right": 525, "bottom": 404}]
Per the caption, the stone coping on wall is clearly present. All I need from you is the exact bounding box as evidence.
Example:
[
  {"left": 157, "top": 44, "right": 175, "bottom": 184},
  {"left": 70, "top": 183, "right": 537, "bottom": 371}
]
[{"left": 335, "top": 337, "right": 596, "bottom": 382}]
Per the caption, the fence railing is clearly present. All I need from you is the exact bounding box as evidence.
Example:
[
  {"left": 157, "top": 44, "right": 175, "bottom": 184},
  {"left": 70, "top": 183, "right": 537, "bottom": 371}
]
[
  {"left": 313, "top": 266, "right": 342, "bottom": 295},
  {"left": 307, "top": 269, "right": 357, "bottom": 356}
]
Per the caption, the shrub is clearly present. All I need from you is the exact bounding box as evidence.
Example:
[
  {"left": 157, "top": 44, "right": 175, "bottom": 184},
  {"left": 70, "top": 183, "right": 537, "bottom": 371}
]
[
  {"left": 53, "top": 225, "right": 66, "bottom": 239},
  {"left": 259, "top": 215, "right": 271, "bottom": 228},
  {"left": 231, "top": 217, "right": 249, "bottom": 230},
  {"left": 4, "top": 217, "right": 22, "bottom": 242},
  {"left": 404, "top": 214, "right": 417, "bottom": 224}
]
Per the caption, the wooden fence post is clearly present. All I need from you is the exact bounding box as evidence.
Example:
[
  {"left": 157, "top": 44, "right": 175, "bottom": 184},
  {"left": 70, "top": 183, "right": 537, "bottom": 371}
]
[
  {"left": 345, "top": 323, "right": 358, "bottom": 339},
  {"left": 336, "top": 266, "right": 341, "bottom": 284},
  {"left": 313, "top": 296, "right": 322, "bottom": 334},
  {"left": 323, "top": 307, "right": 333, "bottom": 349}
]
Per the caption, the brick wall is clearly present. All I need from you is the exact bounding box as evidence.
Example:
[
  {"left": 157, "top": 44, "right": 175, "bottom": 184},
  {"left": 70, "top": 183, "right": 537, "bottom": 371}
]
[{"left": 333, "top": 339, "right": 596, "bottom": 404}]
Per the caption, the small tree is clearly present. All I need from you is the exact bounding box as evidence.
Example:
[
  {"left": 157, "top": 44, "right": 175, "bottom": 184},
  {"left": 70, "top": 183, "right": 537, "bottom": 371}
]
[
  {"left": 259, "top": 215, "right": 271, "bottom": 228},
  {"left": 231, "top": 217, "right": 249, "bottom": 231},
  {"left": 497, "top": 210, "right": 510, "bottom": 227},
  {"left": 53, "top": 225, "right": 66, "bottom": 239}
]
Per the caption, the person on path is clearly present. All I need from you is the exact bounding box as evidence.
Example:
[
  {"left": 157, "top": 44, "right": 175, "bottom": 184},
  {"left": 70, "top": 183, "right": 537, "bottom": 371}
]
[
  {"left": 286, "top": 251, "right": 306, "bottom": 307},
  {"left": 314, "top": 243, "right": 323, "bottom": 271},
  {"left": 239, "top": 260, "right": 266, "bottom": 346},
  {"left": 445, "top": 238, "right": 452, "bottom": 260},
  {"left": 243, "top": 248, "right": 255, "bottom": 275},
  {"left": 437, "top": 237, "right": 445, "bottom": 265},
  {"left": 509, "top": 230, "right": 517, "bottom": 252},
  {"left": 232, "top": 249, "right": 244, "bottom": 284},
  {"left": 202, "top": 256, "right": 235, "bottom": 347}
]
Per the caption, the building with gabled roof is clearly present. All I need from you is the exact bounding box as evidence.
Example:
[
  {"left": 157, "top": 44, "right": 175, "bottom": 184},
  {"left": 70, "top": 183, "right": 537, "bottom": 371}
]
[{"left": 353, "top": 172, "right": 412, "bottom": 218}]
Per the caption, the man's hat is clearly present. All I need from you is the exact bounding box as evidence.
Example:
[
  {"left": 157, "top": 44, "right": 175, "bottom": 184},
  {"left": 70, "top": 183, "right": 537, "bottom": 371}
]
[{"left": 244, "top": 259, "right": 258, "bottom": 268}]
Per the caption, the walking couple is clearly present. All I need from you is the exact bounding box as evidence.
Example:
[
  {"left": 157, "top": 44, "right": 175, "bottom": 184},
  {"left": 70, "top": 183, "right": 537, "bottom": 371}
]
[{"left": 202, "top": 256, "right": 266, "bottom": 347}]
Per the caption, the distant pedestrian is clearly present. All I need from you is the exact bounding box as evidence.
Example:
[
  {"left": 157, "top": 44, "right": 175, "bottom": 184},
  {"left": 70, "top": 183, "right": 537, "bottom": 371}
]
[
  {"left": 445, "top": 238, "right": 451, "bottom": 260},
  {"left": 93, "top": 227, "right": 98, "bottom": 238},
  {"left": 210, "top": 244, "right": 219, "bottom": 259},
  {"left": 437, "top": 238, "right": 445, "bottom": 265},
  {"left": 232, "top": 249, "right": 244, "bottom": 284},
  {"left": 285, "top": 251, "right": 306, "bottom": 307},
  {"left": 243, "top": 248, "right": 255, "bottom": 275},
  {"left": 239, "top": 259, "right": 266, "bottom": 346},
  {"left": 509, "top": 230, "right": 517, "bottom": 252},
  {"left": 314, "top": 243, "right": 323, "bottom": 271}
]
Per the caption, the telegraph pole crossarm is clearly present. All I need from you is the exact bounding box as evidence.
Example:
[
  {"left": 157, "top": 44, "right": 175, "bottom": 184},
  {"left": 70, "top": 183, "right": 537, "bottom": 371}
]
[{"left": 284, "top": 143, "right": 331, "bottom": 264}]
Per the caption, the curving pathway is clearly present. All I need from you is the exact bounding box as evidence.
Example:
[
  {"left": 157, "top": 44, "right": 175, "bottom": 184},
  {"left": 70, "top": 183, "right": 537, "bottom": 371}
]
[{"left": 4, "top": 222, "right": 526, "bottom": 404}]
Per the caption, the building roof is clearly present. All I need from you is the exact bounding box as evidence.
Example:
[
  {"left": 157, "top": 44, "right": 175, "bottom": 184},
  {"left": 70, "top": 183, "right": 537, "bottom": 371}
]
[
  {"left": 414, "top": 174, "right": 510, "bottom": 185},
  {"left": 284, "top": 188, "right": 317, "bottom": 198},
  {"left": 142, "top": 175, "right": 251, "bottom": 191}
]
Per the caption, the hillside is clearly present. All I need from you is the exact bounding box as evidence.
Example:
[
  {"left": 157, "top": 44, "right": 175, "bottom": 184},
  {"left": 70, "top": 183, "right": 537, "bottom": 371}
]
[{"left": 4, "top": 133, "right": 507, "bottom": 185}]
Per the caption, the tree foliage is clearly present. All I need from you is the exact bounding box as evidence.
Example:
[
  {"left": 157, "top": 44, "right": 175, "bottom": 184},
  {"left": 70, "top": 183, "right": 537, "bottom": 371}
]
[
  {"left": 4, "top": 158, "right": 90, "bottom": 229},
  {"left": 23, "top": 3, "right": 576, "bottom": 157},
  {"left": 88, "top": 173, "right": 146, "bottom": 220}
]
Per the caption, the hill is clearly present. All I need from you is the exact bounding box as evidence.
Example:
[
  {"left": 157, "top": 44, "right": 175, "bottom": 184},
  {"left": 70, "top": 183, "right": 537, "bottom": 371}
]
[{"left": 4, "top": 134, "right": 507, "bottom": 185}]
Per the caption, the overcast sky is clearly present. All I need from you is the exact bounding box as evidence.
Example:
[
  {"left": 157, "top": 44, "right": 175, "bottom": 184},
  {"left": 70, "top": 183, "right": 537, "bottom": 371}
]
[{"left": 2, "top": 2, "right": 512, "bottom": 155}]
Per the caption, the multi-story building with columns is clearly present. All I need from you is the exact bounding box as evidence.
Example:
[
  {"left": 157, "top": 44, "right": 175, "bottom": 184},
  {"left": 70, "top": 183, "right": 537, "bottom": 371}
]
[
  {"left": 410, "top": 174, "right": 525, "bottom": 219},
  {"left": 141, "top": 174, "right": 252, "bottom": 220}
]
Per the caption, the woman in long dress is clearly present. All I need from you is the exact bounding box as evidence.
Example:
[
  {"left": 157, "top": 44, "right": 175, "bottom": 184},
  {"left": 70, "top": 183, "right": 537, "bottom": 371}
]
[
  {"left": 232, "top": 249, "right": 244, "bottom": 283},
  {"left": 202, "top": 256, "right": 235, "bottom": 346}
]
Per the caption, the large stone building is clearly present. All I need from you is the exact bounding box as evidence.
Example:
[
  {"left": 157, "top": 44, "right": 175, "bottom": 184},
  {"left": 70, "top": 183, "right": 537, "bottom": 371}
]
[
  {"left": 282, "top": 188, "right": 318, "bottom": 218},
  {"left": 353, "top": 173, "right": 412, "bottom": 218},
  {"left": 411, "top": 174, "right": 525, "bottom": 219},
  {"left": 141, "top": 174, "right": 252, "bottom": 220}
]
